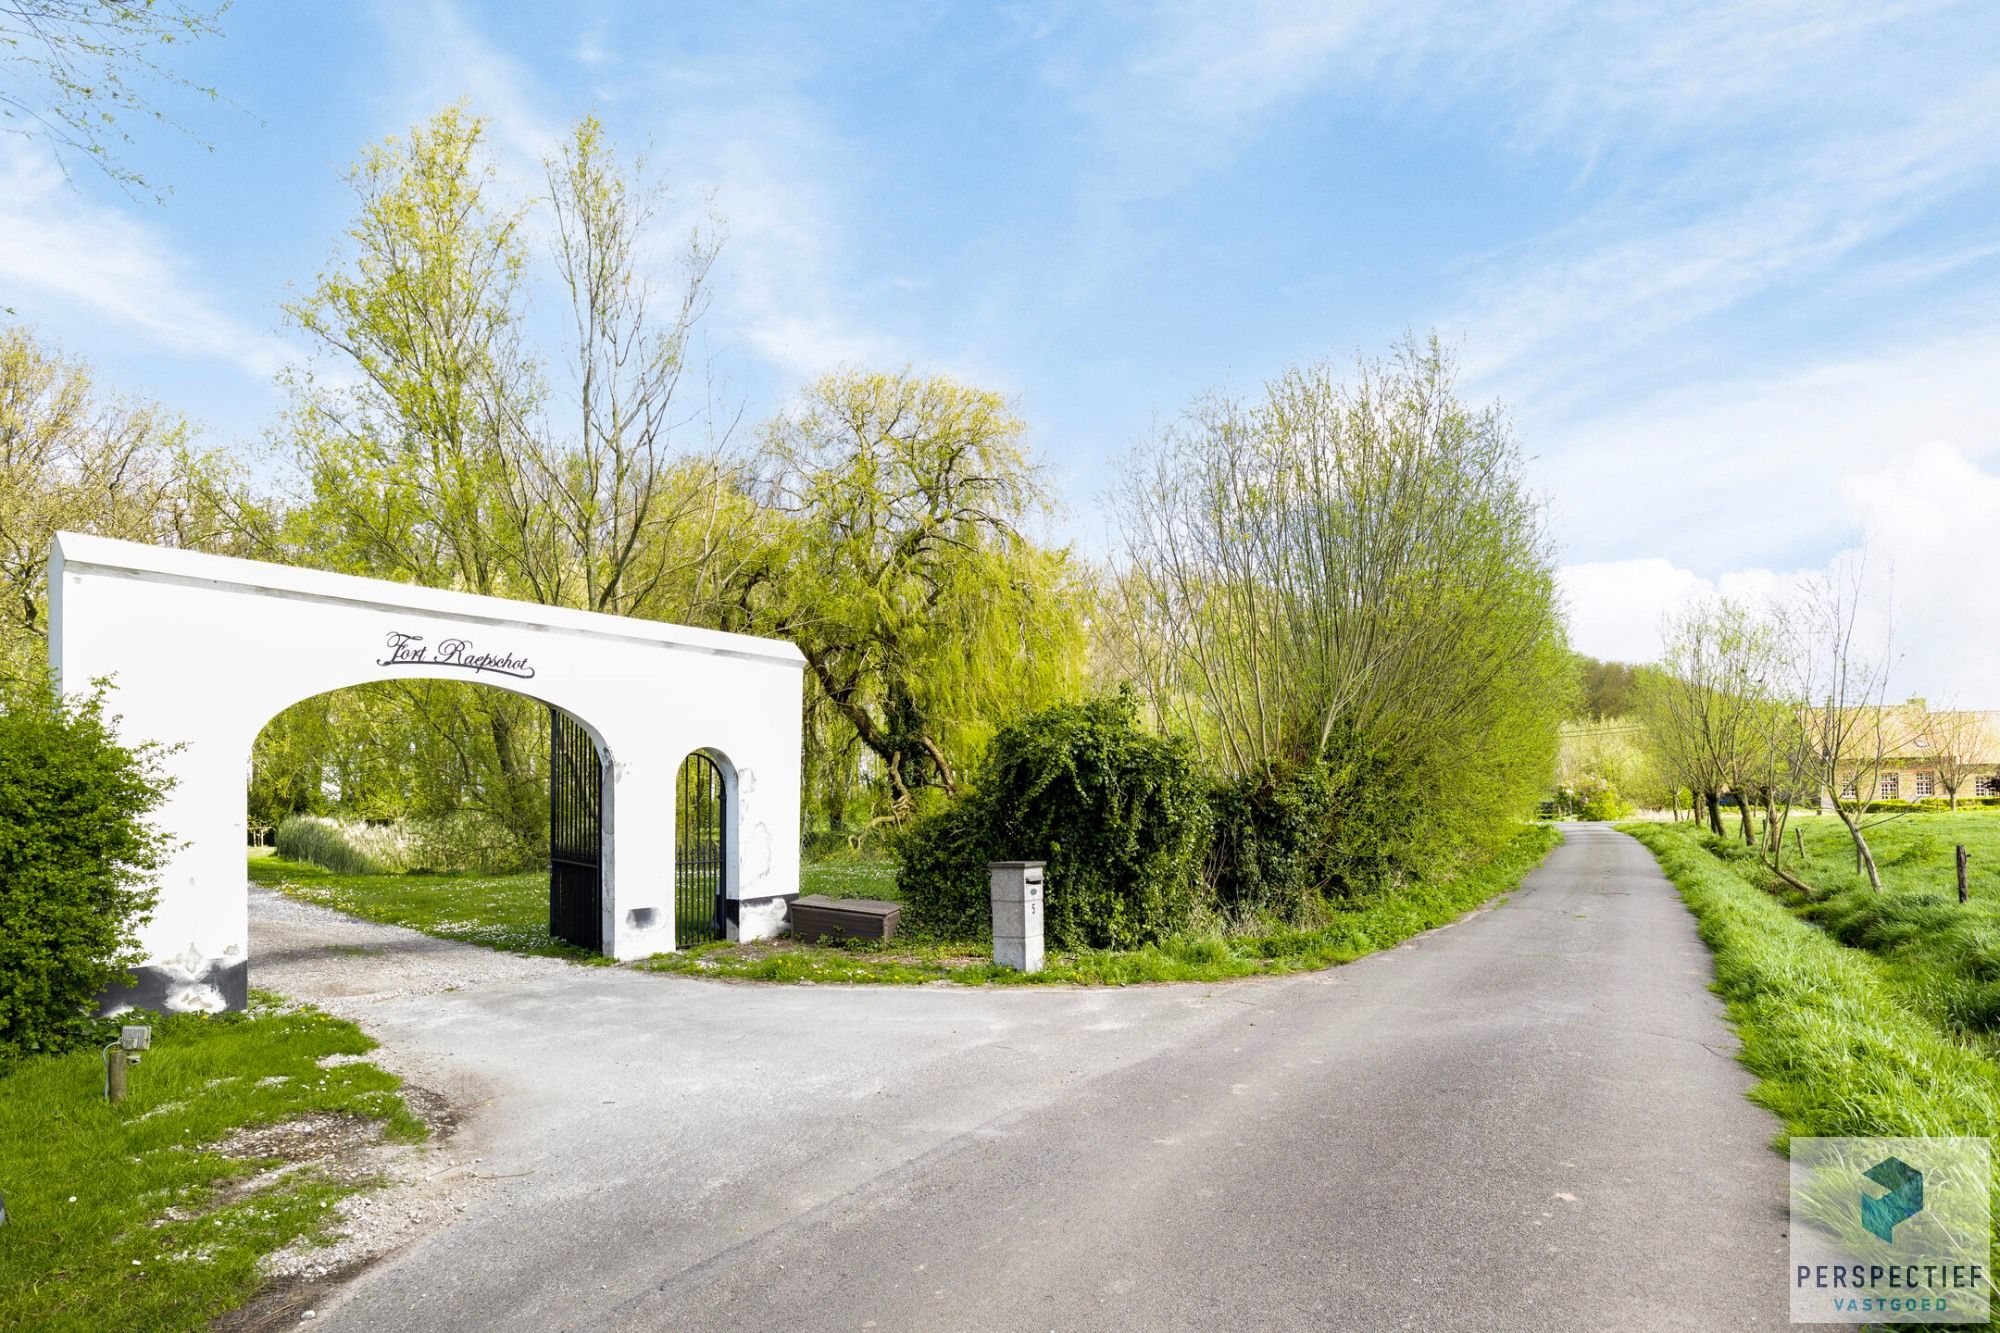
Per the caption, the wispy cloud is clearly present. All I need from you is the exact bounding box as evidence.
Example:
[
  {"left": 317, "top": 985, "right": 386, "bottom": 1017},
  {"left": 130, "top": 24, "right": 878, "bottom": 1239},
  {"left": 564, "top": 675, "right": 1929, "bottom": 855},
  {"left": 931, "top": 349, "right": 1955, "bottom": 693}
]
[
  {"left": 366, "top": 0, "right": 564, "bottom": 181},
  {"left": 1059, "top": 2, "right": 2000, "bottom": 395},
  {"left": 0, "top": 141, "right": 289, "bottom": 377},
  {"left": 365, "top": 1, "right": 912, "bottom": 392}
]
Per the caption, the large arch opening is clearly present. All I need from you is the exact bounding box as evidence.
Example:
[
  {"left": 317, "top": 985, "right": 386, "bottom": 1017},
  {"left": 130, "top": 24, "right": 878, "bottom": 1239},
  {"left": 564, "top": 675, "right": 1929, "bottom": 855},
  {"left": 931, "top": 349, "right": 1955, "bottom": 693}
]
[{"left": 244, "top": 679, "right": 611, "bottom": 960}]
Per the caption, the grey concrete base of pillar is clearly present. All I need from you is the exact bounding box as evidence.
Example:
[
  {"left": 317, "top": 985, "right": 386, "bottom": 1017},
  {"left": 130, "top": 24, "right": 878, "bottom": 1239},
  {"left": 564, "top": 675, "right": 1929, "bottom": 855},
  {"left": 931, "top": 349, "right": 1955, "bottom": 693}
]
[
  {"left": 993, "top": 934, "right": 1044, "bottom": 972},
  {"left": 98, "top": 956, "right": 248, "bottom": 1015}
]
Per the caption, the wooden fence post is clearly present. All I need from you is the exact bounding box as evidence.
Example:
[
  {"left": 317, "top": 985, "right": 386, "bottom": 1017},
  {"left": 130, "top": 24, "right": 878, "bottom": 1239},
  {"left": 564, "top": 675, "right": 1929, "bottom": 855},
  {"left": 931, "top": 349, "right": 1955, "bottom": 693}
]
[{"left": 1958, "top": 844, "right": 1971, "bottom": 905}]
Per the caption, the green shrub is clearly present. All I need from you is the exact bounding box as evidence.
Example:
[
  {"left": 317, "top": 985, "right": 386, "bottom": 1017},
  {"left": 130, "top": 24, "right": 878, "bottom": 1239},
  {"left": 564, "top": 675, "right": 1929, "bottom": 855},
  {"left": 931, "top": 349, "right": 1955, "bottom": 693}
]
[
  {"left": 1206, "top": 745, "right": 1411, "bottom": 917},
  {"left": 1548, "top": 774, "right": 1629, "bottom": 821},
  {"left": 0, "top": 678, "right": 168, "bottom": 1060},
  {"left": 895, "top": 694, "right": 1212, "bottom": 948}
]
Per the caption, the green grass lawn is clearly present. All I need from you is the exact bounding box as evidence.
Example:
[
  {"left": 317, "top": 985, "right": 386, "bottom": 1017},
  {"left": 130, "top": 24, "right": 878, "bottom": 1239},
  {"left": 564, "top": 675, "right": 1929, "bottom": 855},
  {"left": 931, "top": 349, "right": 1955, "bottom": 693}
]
[
  {"left": 248, "top": 855, "right": 610, "bottom": 963},
  {"left": 252, "top": 826, "right": 1560, "bottom": 986},
  {"left": 0, "top": 997, "right": 423, "bottom": 1333},
  {"left": 801, "top": 856, "right": 901, "bottom": 900}
]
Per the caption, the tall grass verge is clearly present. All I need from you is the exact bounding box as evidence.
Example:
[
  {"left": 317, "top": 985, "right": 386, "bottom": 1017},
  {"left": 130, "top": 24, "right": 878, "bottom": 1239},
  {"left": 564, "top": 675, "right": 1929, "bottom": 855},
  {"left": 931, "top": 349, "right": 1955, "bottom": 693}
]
[{"left": 1623, "top": 823, "right": 2000, "bottom": 1305}]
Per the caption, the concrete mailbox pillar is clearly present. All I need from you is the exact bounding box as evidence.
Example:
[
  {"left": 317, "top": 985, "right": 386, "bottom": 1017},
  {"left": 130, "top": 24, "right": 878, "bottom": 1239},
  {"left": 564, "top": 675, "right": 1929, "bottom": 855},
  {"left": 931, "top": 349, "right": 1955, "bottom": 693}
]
[{"left": 989, "top": 861, "right": 1045, "bottom": 973}]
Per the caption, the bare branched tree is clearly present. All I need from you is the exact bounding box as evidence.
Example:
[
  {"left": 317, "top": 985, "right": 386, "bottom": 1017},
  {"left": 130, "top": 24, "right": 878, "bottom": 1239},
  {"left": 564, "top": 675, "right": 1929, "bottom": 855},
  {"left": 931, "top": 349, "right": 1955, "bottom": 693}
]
[
  {"left": 1789, "top": 557, "right": 1903, "bottom": 891},
  {"left": 502, "top": 116, "right": 746, "bottom": 622},
  {"left": 0, "top": 0, "right": 225, "bottom": 198}
]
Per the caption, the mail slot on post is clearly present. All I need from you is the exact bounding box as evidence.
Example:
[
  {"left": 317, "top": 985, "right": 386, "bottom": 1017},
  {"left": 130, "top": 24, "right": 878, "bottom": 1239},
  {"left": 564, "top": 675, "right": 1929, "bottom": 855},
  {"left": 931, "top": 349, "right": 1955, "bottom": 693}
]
[{"left": 989, "top": 860, "right": 1045, "bottom": 973}]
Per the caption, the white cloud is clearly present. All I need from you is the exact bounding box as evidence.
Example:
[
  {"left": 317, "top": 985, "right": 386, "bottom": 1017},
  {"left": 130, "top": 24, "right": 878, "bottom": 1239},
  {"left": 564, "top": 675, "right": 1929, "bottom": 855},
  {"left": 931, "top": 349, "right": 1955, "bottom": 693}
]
[
  {"left": 1530, "top": 324, "right": 2000, "bottom": 573},
  {"left": 670, "top": 102, "right": 910, "bottom": 380},
  {"left": 1562, "top": 443, "right": 2000, "bottom": 706},
  {"left": 0, "top": 142, "right": 289, "bottom": 377}
]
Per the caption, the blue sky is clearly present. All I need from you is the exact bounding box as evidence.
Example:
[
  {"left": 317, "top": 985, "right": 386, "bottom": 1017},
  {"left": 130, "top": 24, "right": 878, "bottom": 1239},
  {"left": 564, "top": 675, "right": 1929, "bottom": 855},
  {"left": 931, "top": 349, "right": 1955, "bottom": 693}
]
[{"left": 5, "top": 2, "right": 2000, "bottom": 694}]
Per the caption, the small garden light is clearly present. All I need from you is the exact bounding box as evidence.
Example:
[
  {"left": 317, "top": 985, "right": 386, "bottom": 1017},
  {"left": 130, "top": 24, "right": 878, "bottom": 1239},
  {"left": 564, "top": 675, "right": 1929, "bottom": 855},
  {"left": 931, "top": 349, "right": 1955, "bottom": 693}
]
[{"left": 103, "top": 1024, "right": 152, "bottom": 1104}]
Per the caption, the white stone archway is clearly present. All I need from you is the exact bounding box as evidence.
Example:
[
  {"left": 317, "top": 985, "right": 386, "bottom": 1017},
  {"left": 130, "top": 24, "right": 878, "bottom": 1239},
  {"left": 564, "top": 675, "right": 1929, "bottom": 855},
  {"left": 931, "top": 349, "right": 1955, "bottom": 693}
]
[{"left": 47, "top": 533, "right": 804, "bottom": 1012}]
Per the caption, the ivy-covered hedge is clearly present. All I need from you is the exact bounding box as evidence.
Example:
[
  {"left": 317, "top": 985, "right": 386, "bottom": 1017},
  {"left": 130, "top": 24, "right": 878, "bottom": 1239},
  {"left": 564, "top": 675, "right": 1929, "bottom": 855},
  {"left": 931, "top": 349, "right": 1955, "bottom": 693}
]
[
  {"left": 895, "top": 694, "right": 1212, "bottom": 949},
  {"left": 0, "top": 678, "right": 168, "bottom": 1060},
  {"left": 1205, "top": 745, "right": 1415, "bottom": 917}
]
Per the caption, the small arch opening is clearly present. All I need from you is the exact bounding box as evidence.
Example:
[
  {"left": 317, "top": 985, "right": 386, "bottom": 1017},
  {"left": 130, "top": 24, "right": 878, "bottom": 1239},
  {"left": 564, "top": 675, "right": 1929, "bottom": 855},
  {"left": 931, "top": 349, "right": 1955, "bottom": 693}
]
[{"left": 675, "top": 750, "right": 730, "bottom": 944}]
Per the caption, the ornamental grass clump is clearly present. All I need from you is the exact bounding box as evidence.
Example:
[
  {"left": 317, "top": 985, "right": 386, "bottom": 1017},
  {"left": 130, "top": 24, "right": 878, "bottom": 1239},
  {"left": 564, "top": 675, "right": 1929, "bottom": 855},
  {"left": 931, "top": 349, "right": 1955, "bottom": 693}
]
[{"left": 275, "top": 814, "right": 413, "bottom": 876}]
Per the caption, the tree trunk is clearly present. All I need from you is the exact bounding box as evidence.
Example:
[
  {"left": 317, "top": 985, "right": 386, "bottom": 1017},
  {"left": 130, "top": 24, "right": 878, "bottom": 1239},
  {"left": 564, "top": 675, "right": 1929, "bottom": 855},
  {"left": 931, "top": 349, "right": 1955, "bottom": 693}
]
[
  {"left": 1958, "top": 844, "right": 1970, "bottom": 904},
  {"left": 1705, "top": 790, "right": 1723, "bottom": 835},
  {"left": 1737, "top": 791, "right": 1754, "bottom": 846},
  {"left": 1834, "top": 805, "right": 1883, "bottom": 890}
]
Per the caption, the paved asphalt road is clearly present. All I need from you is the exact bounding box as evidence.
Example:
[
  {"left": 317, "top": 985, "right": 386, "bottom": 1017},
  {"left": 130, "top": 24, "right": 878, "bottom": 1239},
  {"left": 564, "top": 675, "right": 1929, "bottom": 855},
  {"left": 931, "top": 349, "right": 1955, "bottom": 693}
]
[{"left": 256, "top": 824, "right": 1791, "bottom": 1331}]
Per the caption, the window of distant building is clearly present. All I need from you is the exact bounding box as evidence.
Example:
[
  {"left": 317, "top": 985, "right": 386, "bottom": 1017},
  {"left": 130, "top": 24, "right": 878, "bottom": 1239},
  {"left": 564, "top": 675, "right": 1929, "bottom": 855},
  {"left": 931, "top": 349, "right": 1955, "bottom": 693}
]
[
  {"left": 1879, "top": 774, "right": 1901, "bottom": 799},
  {"left": 1978, "top": 775, "right": 2000, "bottom": 798},
  {"left": 1841, "top": 778, "right": 1858, "bottom": 799},
  {"left": 1914, "top": 771, "right": 1935, "bottom": 798}
]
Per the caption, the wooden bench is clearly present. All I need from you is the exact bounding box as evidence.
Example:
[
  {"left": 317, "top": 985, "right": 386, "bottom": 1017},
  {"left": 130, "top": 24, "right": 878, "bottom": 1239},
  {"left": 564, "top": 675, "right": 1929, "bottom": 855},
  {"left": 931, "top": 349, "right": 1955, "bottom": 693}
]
[{"left": 790, "top": 894, "right": 902, "bottom": 944}]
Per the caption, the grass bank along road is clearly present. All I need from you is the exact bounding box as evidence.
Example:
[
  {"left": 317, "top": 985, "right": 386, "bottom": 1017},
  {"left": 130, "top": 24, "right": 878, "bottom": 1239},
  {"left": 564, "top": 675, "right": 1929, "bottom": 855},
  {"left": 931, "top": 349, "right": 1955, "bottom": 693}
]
[{"left": 259, "top": 825, "right": 1784, "bottom": 1332}]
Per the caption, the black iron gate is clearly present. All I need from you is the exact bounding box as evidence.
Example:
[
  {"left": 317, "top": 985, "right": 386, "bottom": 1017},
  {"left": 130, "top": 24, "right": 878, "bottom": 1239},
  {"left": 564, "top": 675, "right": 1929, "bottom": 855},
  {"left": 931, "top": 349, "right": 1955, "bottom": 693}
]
[
  {"left": 549, "top": 708, "right": 603, "bottom": 952},
  {"left": 676, "top": 752, "right": 726, "bottom": 944}
]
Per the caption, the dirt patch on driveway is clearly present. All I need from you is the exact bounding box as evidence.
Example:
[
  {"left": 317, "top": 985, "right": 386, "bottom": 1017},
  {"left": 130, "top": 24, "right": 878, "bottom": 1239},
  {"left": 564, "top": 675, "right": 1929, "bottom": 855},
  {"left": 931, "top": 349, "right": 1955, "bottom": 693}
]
[{"left": 221, "top": 889, "right": 560, "bottom": 1330}]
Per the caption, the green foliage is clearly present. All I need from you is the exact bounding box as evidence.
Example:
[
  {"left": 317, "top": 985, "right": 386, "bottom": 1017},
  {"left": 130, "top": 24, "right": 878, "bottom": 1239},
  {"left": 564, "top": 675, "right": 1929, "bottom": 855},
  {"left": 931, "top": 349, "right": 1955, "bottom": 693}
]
[
  {"left": 1554, "top": 719, "right": 1663, "bottom": 810},
  {"left": 1206, "top": 744, "right": 1412, "bottom": 917},
  {"left": 1550, "top": 774, "right": 1630, "bottom": 821},
  {"left": 1571, "top": 653, "right": 1640, "bottom": 719},
  {"left": 250, "top": 682, "right": 552, "bottom": 867},
  {"left": 0, "top": 677, "right": 167, "bottom": 1060},
  {"left": 895, "top": 695, "right": 1212, "bottom": 949},
  {"left": 0, "top": 996, "right": 422, "bottom": 1333},
  {"left": 276, "top": 814, "right": 404, "bottom": 875},
  {"left": 274, "top": 810, "right": 531, "bottom": 878},
  {"left": 752, "top": 369, "right": 1088, "bottom": 811},
  {"left": 1116, "top": 337, "right": 1570, "bottom": 877},
  {"left": 649, "top": 824, "right": 1562, "bottom": 985},
  {"left": 0, "top": 325, "right": 249, "bottom": 684}
]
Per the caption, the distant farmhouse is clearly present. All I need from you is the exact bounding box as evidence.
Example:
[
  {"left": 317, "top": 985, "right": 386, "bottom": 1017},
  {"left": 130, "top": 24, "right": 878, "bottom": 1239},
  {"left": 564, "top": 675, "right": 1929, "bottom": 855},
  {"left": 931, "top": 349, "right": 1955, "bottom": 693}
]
[{"left": 1835, "top": 699, "right": 2000, "bottom": 803}]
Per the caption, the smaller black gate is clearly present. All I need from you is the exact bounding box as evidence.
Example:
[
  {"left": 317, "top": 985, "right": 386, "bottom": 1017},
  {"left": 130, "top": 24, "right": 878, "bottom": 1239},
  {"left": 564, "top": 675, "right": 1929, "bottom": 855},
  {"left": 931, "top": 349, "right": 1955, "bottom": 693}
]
[
  {"left": 676, "top": 752, "right": 726, "bottom": 944},
  {"left": 549, "top": 708, "right": 603, "bottom": 952}
]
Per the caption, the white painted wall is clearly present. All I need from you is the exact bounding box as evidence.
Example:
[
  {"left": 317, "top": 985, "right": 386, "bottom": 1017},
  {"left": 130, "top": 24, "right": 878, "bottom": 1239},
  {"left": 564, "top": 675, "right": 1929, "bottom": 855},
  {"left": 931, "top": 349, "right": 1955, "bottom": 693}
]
[{"left": 47, "top": 533, "right": 805, "bottom": 1011}]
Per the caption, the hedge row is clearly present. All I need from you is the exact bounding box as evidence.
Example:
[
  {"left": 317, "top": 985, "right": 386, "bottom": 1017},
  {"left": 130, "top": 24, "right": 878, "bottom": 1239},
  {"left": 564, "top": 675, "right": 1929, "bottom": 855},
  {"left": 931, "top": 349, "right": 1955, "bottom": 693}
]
[{"left": 896, "top": 694, "right": 1508, "bottom": 948}]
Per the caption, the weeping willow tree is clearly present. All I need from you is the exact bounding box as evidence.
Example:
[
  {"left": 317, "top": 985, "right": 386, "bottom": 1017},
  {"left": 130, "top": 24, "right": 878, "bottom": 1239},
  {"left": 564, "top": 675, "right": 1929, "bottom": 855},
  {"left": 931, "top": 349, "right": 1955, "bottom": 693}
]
[
  {"left": 749, "top": 370, "right": 1087, "bottom": 817},
  {"left": 1115, "top": 337, "right": 1571, "bottom": 864}
]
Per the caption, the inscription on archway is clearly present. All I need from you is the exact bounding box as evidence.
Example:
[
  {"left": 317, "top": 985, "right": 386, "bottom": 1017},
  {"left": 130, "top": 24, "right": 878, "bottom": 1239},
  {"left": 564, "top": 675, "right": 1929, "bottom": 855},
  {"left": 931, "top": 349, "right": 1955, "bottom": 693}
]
[{"left": 377, "top": 630, "right": 537, "bottom": 680}]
